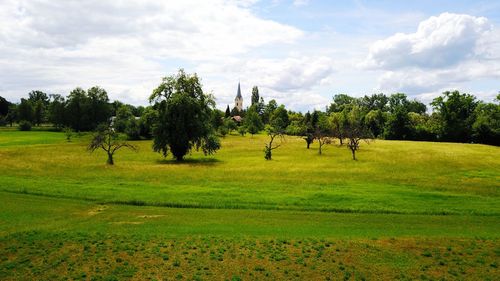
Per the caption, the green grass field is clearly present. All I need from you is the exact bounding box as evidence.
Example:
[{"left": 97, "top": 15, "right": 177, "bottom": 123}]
[{"left": 0, "top": 128, "right": 499, "bottom": 280}]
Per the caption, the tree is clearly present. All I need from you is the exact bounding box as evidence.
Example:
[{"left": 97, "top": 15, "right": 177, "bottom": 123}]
[
  {"left": 0, "top": 96, "right": 9, "bottom": 116},
  {"left": 251, "top": 86, "right": 259, "bottom": 105},
  {"left": 329, "top": 110, "right": 347, "bottom": 145},
  {"left": 264, "top": 105, "right": 288, "bottom": 160},
  {"left": 344, "top": 106, "right": 372, "bottom": 160},
  {"left": 225, "top": 105, "right": 231, "bottom": 118},
  {"left": 472, "top": 102, "right": 500, "bottom": 145},
  {"left": 150, "top": 69, "right": 221, "bottom": 161},
  {"left": 313, "top": 112, "right": 332, "bottom": 155},
  {"left": 431, "top": 91, "right": 478, "bottom": 142},
  {"left": 262, "top": 99, "right": 278, "bottom": 124},
  {"left": 6, "top": 104, "right": 17, "bottom": 126},
  {"left": 113, "top": 105, "right": 134, "bottom": 133},
  {"left": 88, "top": 125, "right": 137, "bottom": 165},
  {"left": 28, "top": 90, "right": 49, "bottom": 126},
  {"left": 364, "top": 109, "right": 386, "bottom": 138},
  {"left": 138, "top": 107, "right": 158, "bottom": 139},
  {"left": 48, "top": 94, "right": 66, "bottom": 129},
  {"left": 237, "top": 125, "right": 247, "bottom": 136},
  {"left": 383, "top": 107, "right": 412, "bottom": 140},
  {"left": 328, "top": 94, "right": 357, "bottom": 113},
  {"left": 244, "top": 105, "right": 263, "bottom": 136},
  {"left": 223, "top": 118, "right": 237, "bottom": 134},
  {"left": 87, "top": 86, "right": 111, "bottom": 129},
  {"left": 66, "top": 87, "right": 88, "bottom": 131},
  {"left": 264, "top": 125, "right": 284, "bottom": 160},
  {"left": 17, "top": 98, "right": 34, "bottom": 122},
  {"left": 302, "top": 111, "right": 318, "bottom": 149}
]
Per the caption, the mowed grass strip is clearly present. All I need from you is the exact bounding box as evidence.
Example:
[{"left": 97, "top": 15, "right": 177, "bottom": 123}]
[
  {"left": 0, "top": 192, "right": 499, "bottom": 280},
  {"left": 0, "top": 130, "right": 498, "bottom": 215},
  {"left": 1, "top": 192, "right": 499, "bottom": 238}
]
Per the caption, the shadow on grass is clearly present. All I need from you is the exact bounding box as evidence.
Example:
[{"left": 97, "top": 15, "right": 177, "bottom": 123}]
[{"left": 156, "top": 157, "right": 222, "bottom": 166}]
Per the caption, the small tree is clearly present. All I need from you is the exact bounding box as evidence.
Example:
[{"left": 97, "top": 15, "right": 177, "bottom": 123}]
[
  {"left": 244, "top": 105, "right": 263, "bottom": 136},
  {"left": 313, "top": 113, "right": 332, "bottom": 155},
  {"left": 88, "top": 125, "right": 137, "bottom": 165},
  {"left": 264, "top": 106, "right": 287, "bottom": 160},
  {"left": 264, "top": 125, "right": 284, "bottom": 160},
  {"left": 64, "top": 127, "right": 74, "bottom": 142},
  {"left": 238, "top": 125, "right": 247, "bottom": 136},
  {"left": 344, "top": 106, "right": 373, "bottom": 160}
]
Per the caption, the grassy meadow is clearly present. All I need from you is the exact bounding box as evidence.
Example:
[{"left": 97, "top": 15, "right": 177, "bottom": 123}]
[{"left": 0, "top": 127, "right": 499, "bottom": 280}]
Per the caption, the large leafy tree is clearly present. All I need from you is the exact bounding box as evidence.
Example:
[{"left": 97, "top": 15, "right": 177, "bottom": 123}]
[
  {"left": 17, "top": 98, "right": 34, "bottom": 123},
  {"left": 65, "top": 87, "right": 89, "bottom": 131},
  {"left": 150, "top": 69, "right": 221, "bottom": 161},
  {"left": 431, "top": 91, "right": 478, "bottom": 142},
  {"left": 87, "top": 86, "right": 111, "bottom": 129}
]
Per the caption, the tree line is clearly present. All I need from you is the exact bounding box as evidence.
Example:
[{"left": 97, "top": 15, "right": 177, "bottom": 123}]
[{"left": 0, "top": 69, "right": 498, "bottom": 162}]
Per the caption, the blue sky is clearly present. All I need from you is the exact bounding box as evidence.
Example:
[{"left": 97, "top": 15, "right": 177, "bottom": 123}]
[{"left": 1, "top": 0, "right": 499, "bottom": 111}]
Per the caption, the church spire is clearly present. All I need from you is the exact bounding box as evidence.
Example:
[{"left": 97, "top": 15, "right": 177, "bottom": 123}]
[
  {"left": 236, "top": 82, "right": 242, "bottom": 99},
  {"left": 234, "top": 82, "right": 243, "bottom": 111}
]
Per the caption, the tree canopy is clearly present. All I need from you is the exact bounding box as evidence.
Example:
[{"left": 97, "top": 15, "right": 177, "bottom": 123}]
[{"left": 150, "top": 69, "right": 221, "bottom": 161}]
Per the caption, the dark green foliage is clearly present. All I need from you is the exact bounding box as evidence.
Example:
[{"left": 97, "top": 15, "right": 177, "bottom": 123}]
[
  {"left": 225, "top": 105, "right": 231, "bottom": 118},
  {"left": 472, "top": 102, "right": 500, "bottom": 145},
  {"left": 113, "top": 105, "right": 134, "bottom": 133},
  {"left": 125, "top": 118, "right": 141, "bottom": 140},
  {"left": 431, "top": 91, "right": 478, "bottom": 143},
  {"left": 150, "top": 69, "right": 221, "bottom": 161},
  {"left": 251, "top": 86, "right": 259, "bottom": 105},
  {"left": 5, "top": 104, "right": 17, "bottom": 126},
  {"left": 138, "top": 107, "right": 158, "bottom": 139},
  {"left": 244, "top": 106, "right": 263, "bottom": 135},
  {"left": 328, "top": 94, "right": 357, "bottom": 113},
  {"left": 237, "top": 125, "right": 247, "bottom": 136},
  {"left": 18, "top": 120, "right": 32, "bottom": 131},
  {"left": 0, "top": 96, "right": 9, "bottom": 116},
  {"left": 87, "top": 86, "right": 111, "bottom": 129},
  {"left": 223, "top": 118, "right": 237, "bottom": 135},
  {"left": 48, "top": 94, "right": 66, "bottom": 129},
  {"left": 17, "top": 98, "right": 34, "bottom": 123},
  {"left": 383, "top": 107, "right": 412, "bottom": 140},
  {"left": 65, "top": 88, "right": 88, "bottom": 131}
]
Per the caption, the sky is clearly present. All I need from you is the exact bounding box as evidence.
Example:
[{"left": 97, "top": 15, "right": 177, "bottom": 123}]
[{"left": 1, "top": 0, "right": 499, "bottom": 111}]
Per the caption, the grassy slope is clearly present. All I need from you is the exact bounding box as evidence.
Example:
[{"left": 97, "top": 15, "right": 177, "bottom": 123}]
[
  {"left": 0, "top": 129, "right": 499, "bottom": 280},
  {"left": 0, "top": 130, "right": 499, "bottom": 215}
]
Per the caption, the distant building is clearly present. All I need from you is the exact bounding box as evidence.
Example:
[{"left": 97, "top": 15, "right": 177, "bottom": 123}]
[{"left": 234, "top": 82, "right": 243, "bottom": 111}]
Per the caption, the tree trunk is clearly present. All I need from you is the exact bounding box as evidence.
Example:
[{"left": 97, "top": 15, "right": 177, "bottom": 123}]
[
  {"left": 339, "top": 138, "right": 343, "bottom": 145},
  {"left": 318, "top": 141, "right": 322, "bottom": 155},
  {"left": 351, "top": 149, "right": 356, "bottom": 160},
  {"left": 175, "top": 155, "right": 184, "bottom": 161},
  {"left": 107, "top": 153, "right": 114, "bottom": 165},
  {"left": 306, "top": 141, "right": 310, "bottom": 149}
]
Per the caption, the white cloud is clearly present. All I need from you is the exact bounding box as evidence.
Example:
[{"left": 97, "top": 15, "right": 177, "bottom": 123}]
[
  {"left": 0, "top": 0, "right": 302, "bottom": 104},
  {"left": 363, "top": 13, "right": 491, "bottom": 69},
  {"left": 364, "top": 13, "right": 500, "bottom": 99}
]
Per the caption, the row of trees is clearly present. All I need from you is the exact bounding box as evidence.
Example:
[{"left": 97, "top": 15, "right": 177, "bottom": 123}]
[{"left": 1, "top": 70, "right": 498, "bottom": 162}]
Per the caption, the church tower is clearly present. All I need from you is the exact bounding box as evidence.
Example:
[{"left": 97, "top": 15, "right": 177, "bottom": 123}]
[{"left": 234, "top": 82, "right": 243, "bottom": 111}]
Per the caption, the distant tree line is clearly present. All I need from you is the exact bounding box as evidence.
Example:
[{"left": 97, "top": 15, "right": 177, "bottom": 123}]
[{"left": 1, "top": 74, "right": 498, "bottom": 162}]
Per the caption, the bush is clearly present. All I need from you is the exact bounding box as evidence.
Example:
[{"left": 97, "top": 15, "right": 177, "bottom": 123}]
[{"left": 18, "top": 120, "right": 32, "bottom": 131}]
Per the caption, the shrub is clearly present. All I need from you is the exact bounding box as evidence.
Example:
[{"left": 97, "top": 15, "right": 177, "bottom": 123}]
[{"left": 18, "top": 120, "right": 32, "bottom": 131}]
